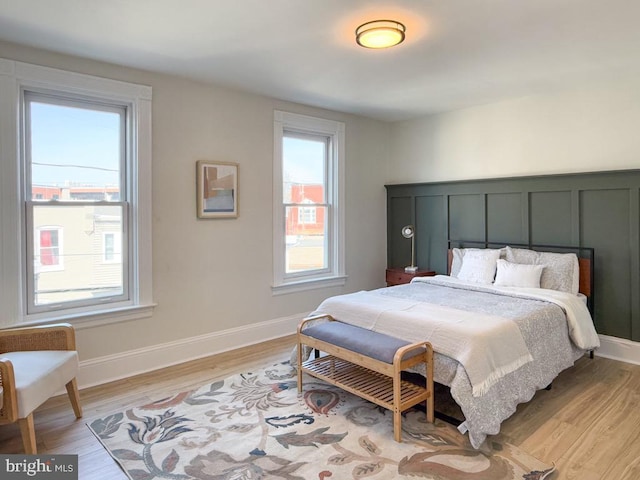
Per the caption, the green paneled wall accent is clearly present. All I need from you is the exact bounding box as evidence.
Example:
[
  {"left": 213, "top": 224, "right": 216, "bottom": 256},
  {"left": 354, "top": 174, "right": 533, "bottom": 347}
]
[
  {"left": 580, "top": 189, "right": 632, "bottom": 338},
  {"left": 385, "top": 169, "right": 640, "bottom": 342},
  {"left": 415, "top": 195, "right": 446, "bottom": 274},
  {"left": 449, "top": 194, "right": 485, "bottom": 242},
  {"left": 487, "top": 193, "right": 525, "bottom": 244},
  {"left": 530, "top": 191, "right": 573, "bottom": 245},
  {"left": 387, "top": 196, "right": 412, "bottom": 268}
]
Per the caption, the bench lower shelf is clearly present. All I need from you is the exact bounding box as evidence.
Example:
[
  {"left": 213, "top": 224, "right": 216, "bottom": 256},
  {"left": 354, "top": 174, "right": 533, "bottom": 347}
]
[{"left": 301, "top": 355, "right": 430, "bottom": 416}]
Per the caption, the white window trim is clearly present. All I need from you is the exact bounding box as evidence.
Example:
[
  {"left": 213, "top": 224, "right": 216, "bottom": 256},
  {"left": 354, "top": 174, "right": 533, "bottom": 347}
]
[
  {"left": 272, "top": 110, "right": 346, "bottom": 295},
  {"left": 0, "top": 58, "right": 154, "bottom": 328}
]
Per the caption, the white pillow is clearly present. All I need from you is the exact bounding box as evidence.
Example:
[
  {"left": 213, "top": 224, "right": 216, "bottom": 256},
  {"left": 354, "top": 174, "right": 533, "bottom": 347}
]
[
  {"left": 456, "top": 249, "right": 501, "bottom": 284},
  {"left": 494, "top": 259, "right": 544, "bottom": 288},
  {"left": 451, "top": 248, "right": 503, "bottom": 278}
]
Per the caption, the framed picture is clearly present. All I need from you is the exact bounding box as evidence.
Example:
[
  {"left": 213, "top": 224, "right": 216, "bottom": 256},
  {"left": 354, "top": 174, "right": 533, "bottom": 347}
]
[{"left": 196, "top": 160, "right": 238, "bottom": 218}]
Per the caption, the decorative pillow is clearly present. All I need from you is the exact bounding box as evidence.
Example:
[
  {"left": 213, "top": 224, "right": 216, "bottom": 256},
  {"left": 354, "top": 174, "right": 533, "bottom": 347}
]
[
  {"left": 451, "top": 248, "right": 504, "bottom": 278},
  {"left": 504, "top": 246, "right": 579, "bottom": 294},
  {"left": 456, "top": 249, "right": 501, "bottom": 284},
  {"left": 494, "top": 259, "right": 544, "bottom": 288}
]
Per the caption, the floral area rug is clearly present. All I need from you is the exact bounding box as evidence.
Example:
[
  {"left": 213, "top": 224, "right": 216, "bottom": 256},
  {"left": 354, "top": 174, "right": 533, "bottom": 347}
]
[{"left": 88, "top": 362, "right": 554, "bottom": 480}]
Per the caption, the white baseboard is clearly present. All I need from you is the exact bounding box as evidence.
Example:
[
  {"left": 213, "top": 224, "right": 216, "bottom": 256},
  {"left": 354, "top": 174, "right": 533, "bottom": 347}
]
[
  {"left": 596, "top": 334, "right": 640, "bottom": 366},
  {"left": 77, "top": 312, "right": 307, "bottom": 389}
]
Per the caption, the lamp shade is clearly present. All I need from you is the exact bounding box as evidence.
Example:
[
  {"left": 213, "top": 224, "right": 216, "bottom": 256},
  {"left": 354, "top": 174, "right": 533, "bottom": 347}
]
[
  {"left": 401, "top": 225, "right": 414, "bottom": 239},
  {"left": 356, "top": 20, "right": 406, "bottom": 49}
]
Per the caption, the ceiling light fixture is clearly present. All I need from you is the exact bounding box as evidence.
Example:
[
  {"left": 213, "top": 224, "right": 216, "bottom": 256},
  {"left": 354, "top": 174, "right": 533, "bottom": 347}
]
[{"left": 355, "top": 19, "right": 406, "bottom": 49}]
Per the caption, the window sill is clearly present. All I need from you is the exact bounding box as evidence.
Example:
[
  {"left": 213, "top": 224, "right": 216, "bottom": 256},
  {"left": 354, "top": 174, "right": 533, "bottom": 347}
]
[
  {"left": 272, "top": 275, "right": 347, "bottom": 296},
  {"left": 18, "top": 303, "right": 157, "bottom": 330}
]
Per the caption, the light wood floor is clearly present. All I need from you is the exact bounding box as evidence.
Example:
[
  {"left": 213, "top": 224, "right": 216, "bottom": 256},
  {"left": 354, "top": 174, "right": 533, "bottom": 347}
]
[{"left": 1, "top": 335, "right": 638, "bottom": 480}]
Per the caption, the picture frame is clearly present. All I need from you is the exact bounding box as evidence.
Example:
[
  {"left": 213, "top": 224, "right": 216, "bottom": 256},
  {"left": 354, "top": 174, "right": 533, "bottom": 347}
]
[{"left": 196, "top": 160, "right": 238, "bottom": 218}]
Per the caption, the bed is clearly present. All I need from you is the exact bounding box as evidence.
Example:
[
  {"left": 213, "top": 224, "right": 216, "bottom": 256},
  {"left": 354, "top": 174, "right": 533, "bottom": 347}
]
[{"left": 295, "top": 243, "right": 600, "bottom": 449}]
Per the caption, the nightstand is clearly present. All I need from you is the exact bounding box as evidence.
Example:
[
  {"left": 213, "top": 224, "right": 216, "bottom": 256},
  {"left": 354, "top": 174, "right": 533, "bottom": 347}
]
[{"left": 385, "top": 267, "right": 436, "bottom": 286}]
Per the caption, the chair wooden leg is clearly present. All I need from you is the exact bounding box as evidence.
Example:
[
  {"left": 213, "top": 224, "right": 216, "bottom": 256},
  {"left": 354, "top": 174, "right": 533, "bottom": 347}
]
[
  {"left": 66, "top": 378, "right": 83, "bottom": 418},
  {"left": 18, "top": 414, "right": 37, "bottom": 454}
]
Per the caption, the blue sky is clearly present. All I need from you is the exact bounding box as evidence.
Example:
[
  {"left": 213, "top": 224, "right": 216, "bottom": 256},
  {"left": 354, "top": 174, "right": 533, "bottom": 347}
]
[
  {"left": 30, "top": 101, "right": 121, "bottom": 188},
  {"left": 283, "top": 136, "right": 325, "bottom": 185}
]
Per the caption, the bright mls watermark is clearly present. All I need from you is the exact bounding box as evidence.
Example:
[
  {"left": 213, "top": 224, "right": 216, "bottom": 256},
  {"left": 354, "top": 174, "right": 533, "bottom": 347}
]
[{"left": 0, "top": 455, "right": 78, "bottom": 479}]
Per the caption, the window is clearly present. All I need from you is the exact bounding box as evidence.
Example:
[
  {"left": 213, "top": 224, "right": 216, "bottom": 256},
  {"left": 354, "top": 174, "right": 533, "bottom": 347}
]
[
  {"left": 273, "top": 111, "right": 345, "bottom": 293},
  {"left": 0, "top": 58, "right": 153, "bottom": 327},
  {"left": 298, "top": 204, "right": 317, "bottom": 225},
  {"left": 103, "top": 231, "right": 122, "bottom": 263},
  {"left": 36, "top": 227, "right": 63, "bottom": 270},
  {"left": 24, "top": 93, "right": 127, "bottom": 313}
]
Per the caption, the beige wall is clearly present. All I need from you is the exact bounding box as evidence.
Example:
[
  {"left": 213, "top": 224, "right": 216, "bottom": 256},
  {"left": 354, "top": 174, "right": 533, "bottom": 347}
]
[
  {"left": 0, "top": 41, "right": 391, "bottom": 362},
  {"left": 388, "top": 77, "right": 640, "bottom": 183}
]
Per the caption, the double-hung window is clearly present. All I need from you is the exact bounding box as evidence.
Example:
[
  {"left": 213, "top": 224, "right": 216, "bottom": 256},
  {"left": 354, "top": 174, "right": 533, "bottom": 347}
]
[
  {"left": 273, "top": 111, "right": 345, "bottom": 293},
  {"left": 24, "top": 93, "right": 128, "bottom": 312},
  {"left": 0, "top": 59, "right": 153, "bottom": 327}
]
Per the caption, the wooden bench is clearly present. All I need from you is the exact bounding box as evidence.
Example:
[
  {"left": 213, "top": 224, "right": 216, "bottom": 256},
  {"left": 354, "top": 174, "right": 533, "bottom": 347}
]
[{"left": 297, "top": 314, "right": 434, "bottom": 442}]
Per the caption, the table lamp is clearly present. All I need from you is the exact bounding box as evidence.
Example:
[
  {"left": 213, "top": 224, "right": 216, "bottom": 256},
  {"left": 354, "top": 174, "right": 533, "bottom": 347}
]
[{"left": 402, "top": 224, "right": 418, "bottom": 273}]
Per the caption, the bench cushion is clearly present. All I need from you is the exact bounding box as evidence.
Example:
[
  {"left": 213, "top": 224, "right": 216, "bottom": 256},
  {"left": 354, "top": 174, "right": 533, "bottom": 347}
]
[{"left": 302, "top": 321, "right": 423, "bottom": 364}]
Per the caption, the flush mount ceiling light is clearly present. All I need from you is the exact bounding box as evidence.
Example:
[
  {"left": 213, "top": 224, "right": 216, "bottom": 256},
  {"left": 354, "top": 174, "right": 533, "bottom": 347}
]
[{"left": 355, "top": 19, "right": 406, "bottom": 49}]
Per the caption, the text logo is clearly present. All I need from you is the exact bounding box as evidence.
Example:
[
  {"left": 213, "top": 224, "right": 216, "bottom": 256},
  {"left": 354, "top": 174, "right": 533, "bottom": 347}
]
[{"left": 0, "top": 455, "right": 78, "bottom": 479}]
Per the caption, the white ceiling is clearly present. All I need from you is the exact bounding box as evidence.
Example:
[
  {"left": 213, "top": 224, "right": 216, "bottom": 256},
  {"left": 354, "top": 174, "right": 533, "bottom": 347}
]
[{"left": 1, "top": 0, "right": 639, "bottom": 121}]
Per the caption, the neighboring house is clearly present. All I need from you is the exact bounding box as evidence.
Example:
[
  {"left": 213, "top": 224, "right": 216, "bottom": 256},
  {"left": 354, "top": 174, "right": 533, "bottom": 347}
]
[
  {"left": 32, "top": 186, "right": 122, "bottom": 306},
  {"left": 285, "top": 184, "right": 325, "bottom": 237},
  {"left": 284, "top": 183, "right": 326, "bottom": 272}
]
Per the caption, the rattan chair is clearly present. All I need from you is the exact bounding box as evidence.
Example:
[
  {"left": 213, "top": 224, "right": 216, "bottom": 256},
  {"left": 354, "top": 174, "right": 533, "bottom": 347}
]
[{"left": 0, "top": 323, "right": 82, "bottom": 453}]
